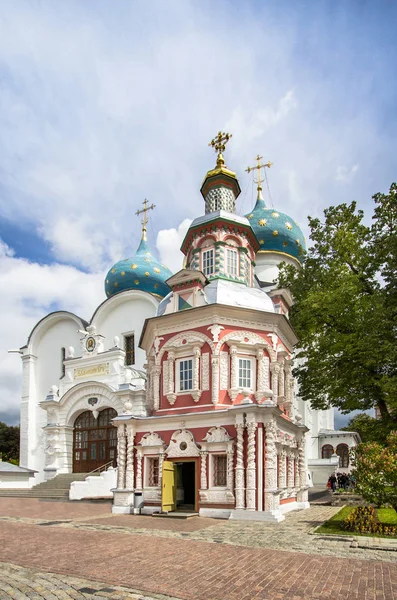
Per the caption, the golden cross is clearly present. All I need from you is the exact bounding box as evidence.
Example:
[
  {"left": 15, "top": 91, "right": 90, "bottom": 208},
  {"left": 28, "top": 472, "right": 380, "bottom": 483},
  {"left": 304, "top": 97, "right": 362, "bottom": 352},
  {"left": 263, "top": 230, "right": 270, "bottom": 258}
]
[
  {"left": 135, "top": 199, "right": 155, "bottom": 240},
  {"left": 246, "top": 155, "right": 272, "bottom": 198},
  {"left": 209, "top": 131, "right": 232, "bottom": 167}
]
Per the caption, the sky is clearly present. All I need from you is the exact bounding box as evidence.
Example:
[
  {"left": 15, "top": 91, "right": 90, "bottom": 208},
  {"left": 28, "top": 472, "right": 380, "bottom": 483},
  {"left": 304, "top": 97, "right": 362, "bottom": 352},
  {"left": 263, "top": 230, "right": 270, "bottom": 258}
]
[{"left": 0, "top": 0, "right": 396, "bottom": 426}]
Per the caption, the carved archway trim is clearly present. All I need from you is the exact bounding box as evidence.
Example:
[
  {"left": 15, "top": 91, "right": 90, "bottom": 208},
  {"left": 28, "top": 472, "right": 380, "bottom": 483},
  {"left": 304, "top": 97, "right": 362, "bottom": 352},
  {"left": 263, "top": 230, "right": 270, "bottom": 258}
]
[
  {"left": 57, "top": 381, "right": 122, "bottom": 426},
  {"left": 157, "top": 331, "right": 214, "bottom": 364},
  {"left": 216, "top": 329, "right": 275, "bottom": 359}
]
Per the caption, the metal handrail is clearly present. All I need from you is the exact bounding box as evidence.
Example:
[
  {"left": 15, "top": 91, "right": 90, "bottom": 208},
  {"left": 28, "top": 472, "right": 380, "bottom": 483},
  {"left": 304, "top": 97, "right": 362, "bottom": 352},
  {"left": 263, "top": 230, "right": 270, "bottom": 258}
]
[{"left": 87, "top": 461, "right": 114, "bottom": 476}]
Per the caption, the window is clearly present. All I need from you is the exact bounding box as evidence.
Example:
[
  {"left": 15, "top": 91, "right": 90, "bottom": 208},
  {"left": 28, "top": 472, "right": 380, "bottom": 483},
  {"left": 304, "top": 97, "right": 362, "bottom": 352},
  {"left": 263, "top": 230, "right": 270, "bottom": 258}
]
[
  {"left": 148, "top": 457, "right": 159, "bottom": 487},
  {"left": 336, "top": 444, "right": 349, "bottom": 468},
  {"left": 321, "top": 444, "right": 334, "bottom": 459},
  {"left": 238, "top": 357, "right": 252, "bottom": 389},
  {"left": 202, "top": 248, "right": 214, "bottom": 277},
  {"left": 226, "top": 248, "right": 238, "bottom": 277},
  {"left": 213, "top": 455, "right": 227, "bottom": 487},
  {"left": 178, "top": 358, "right": 193, "bottom": 391},
  {"left": 124, "top": 334, "right": 135, "bottom": 366}
]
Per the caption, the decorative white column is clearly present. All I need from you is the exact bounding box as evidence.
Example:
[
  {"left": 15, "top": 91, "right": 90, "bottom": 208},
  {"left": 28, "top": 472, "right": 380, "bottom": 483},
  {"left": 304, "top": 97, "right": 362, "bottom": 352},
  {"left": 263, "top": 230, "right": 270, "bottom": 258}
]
[
  {"left": 278, "top": 359, "right": 285, "bottom": 397},
  {"left": 287, "top": 450, "right": 295, "bottom": 489},
  {"left": 116, "top": 424, "right": 126, "bottom": 489},
  {"left": 255, "top": 349, "right": 265, "bottom": 402},
  {"left": 229, "top": 345, "right": 239, "bottom": 401},
  {"left": 153, "top": 366, "right": 161, "bottom": 410},
  {"left": 279, "top": 449, "right": 287, "bottom": 490},
  {"left": 235, "top": 416, "right": 245, "bottom": 510},
  {"left": 200, "top": 451, "right": 208, "bottom": 490},
  {"left": 211, "top": 355, "right": 220, "bottom": 405},
  {"left": 125, "top": 425, "right": 135, "bottom": 490},
  {"left": 158, "top": 449, "right": 164, "bottom": 489},
  {"left": 135, "top": 447, "right": 143, "bottom": 491},
  {"left": 227, "top": 445, "right": 234, "bottom": 494},
  {"left": 166, "top": 351, "right": 176, "bottom": 405},
  {"left": 264, "top": 420, "right": 278, "bottom": 511},
  {"left": 192, "top": 346, "right": 202, "bottom": 402},
  {"left": 298, "top": 437, "right": 306, "bottom": 488},
  {"left": 270, "top": 362, "right": 280, "bottom": 405},
  {"left": 245, "top": 417, "right": 257, "bottom": 511}
]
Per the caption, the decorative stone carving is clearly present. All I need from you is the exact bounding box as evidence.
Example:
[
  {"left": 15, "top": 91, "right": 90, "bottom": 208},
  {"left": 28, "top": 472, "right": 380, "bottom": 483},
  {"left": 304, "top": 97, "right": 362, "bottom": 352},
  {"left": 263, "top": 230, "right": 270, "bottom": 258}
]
[
  {"left": 140, "top": 432, "right": 165, "bottom": 447},
  {"left": 162, "top": 361, "right": 169, "bottom": 396},
  {"left": 67, "top": 346, "right": 75, "bottom": 358},
  {"left": 219, "top": 351, "right": 229, "bottom": 390},
  {"left": 192, "top": 346, "right": 202, "bottom": 402},
  {"left": 165, "top": 429, "right": 200, "bottom": 458},
  {"left": 152, "top": 366, "right": 161, "bottom": 410},
  {"left": 227, "top": 445, "right": 234, "bottom": 495},
  {"left": 298, "top": 437, "right": 306, "bottom": 489},
  {"left": 270, "top": 362, "right": 281, "bottom": 405},
  {"left": 200, "top": 451, "right": 208, "bottom": 490},
  {"left": 287, "top": 451, "right": 295, "bottom": 489},
  {"left": 278, "top": 449, "right": 287, "bottom": 489},
  {"left": 125, "top": 425, "right": 135, "bottom": 489},
  {"left": 166, "top": 351, "right": 176, "bottom": 405},
  {"left": 117, "top": 424, "right": 126, "bottom": 489},
  {"left": 207, "top": 324, "right": 224, "bottom": 342},
  {"left": 203, "top": 426, "right": 231, "bottom": 443},
  {"left": 201, "top": 353, "right": 210, "bottom": 391},
  {"left": 113, "top": 336, "right": 120, "bottom": 348},
  {"left": 211, "top": 356, "right": 220, "bottom": 405},
  {"left": 135, "top": 447, "right": 143, "bottom": 491},
  {"left": 246, "top": 417, "right": 257, "bottom": 510},
  {"left": 228, "top": 345, "right": 239, "bottom": 401},
  {"left": 153, "top": 336, "right": 164, "bottom": 355},
  {"left": 158, "top": 450, "right": 164, "bottom": 489},
  {"left": 235, "top": 417, "right": 245, "bottom": 510}
]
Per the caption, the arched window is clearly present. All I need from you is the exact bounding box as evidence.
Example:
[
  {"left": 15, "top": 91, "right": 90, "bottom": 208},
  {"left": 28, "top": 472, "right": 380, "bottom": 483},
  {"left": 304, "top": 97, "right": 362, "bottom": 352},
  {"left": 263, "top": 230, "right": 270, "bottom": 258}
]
[
  {"left": 336, "top": 444, "right": 349, "bottom": 468},
  {"left": 73, "top": 408, "right": 117, "bottom": 473},
  {"left": 321, "top": 444, "right": 334, "bottom": 459}
]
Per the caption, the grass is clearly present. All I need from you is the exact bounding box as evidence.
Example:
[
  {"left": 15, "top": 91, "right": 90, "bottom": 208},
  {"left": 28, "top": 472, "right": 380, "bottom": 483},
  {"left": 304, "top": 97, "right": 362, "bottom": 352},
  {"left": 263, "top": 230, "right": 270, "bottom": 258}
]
[{"left": 314, "top": 506, "right": 397, "bottom": 538}]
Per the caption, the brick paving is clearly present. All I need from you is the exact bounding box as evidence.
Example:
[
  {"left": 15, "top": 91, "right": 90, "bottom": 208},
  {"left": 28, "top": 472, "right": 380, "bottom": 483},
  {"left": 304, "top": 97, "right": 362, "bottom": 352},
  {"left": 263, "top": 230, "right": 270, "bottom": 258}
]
[{"left": 0, "top": 499, "right": 396, "bottom": 600}]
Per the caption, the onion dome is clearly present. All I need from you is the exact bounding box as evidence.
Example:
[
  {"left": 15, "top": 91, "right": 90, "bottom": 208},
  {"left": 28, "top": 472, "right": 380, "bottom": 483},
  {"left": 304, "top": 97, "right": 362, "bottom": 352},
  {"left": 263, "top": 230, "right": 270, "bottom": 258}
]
[
  {"left": 105, "top": 237, "right": 172, "bottom": 299},
  {"left": 246, "top": 196, "right": 306, "bottom": 263}
]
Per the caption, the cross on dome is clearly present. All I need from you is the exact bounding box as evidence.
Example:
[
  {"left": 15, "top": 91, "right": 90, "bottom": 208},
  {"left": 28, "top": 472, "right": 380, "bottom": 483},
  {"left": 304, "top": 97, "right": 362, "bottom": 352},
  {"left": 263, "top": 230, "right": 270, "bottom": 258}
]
[
  {"left": 246, "top": 155, "right": 272, "bottom": 200},
  {"left": 135, "top": 199, "right": 156, "bottom": 241},
  {"left": 209, "top": 131, "right": 232, "bottom": 168}
]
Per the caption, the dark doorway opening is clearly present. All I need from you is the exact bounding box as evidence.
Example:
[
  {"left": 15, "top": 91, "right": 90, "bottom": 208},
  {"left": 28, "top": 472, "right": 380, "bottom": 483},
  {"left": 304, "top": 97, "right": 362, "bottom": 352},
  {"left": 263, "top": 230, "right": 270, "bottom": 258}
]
[{"left": 175, "top": 461, "right": 196, "bottom": 510}]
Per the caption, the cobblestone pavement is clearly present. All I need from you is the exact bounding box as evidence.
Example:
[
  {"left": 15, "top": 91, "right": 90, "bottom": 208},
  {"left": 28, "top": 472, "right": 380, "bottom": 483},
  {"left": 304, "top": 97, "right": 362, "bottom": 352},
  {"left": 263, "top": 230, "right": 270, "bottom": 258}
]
[
  {"left": 0, "top": 562, "right": 182, "bottom": 599},
  {"left": 0, "top": 499, "right": 396, "bottom": 600}
]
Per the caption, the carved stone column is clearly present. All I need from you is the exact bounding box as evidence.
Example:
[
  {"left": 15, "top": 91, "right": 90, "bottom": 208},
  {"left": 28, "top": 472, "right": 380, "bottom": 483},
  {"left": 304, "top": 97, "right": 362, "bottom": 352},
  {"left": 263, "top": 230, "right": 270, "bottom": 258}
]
[
  {"left": 125, "top": 425, "right": 135, "bottom": 490},
  {"left": 255, "top": 349, "right": 265, "bottom": 402},
  {"left": 270, "top": 362, "right": 280, "bottom": 405},
  {"left": 245, "top": 418, "right": 257, "bottom": 511},
  {"left": 235, "top": 418, "right": 245, "bottom": 509},
  {"left": 158, "top": 449, "right": 164, "bottom": 489},
  {"left": 192, "top": 346, "right": 202, "bottom": 402},
  {"left": 166, "top": 351, "right": 176, "bottom": 405},
  {"left": 298, "top": 437, "right": 306, "bottom": 488},
  {"left": 153, "top": 366, "right": 161, "bottom": 410},
  {"left": 279, "top": 449, "right": 287, "bottom": 490},
  {"left": 200, "top": 451, "right": 208, "bottom": 490},
  {"left": 278, "top": 359, "right": 285, "bottom": 397},
  {"left": 229, "top": 345, "right": 239, "bottom": 401},
  {"left": 135, "top": 447, "right": 143, "bottom": 491},
  {"left": 116, "top": 424, "right": 126, "bottom": 489},
  {"left": 287, "top": 450, "right": 295, "bottom": 489},
  {"left": 211, "top": 355, "right": 220, "bottom": 405},
  {"left": 264, "top": 420, "right": 278, "bottom": 511},
  {"left": 227, "top": 445, "right": 234, "bottom": 494},
  {"left": 294, "top": 452, "right": 300, "bottom": 488}
]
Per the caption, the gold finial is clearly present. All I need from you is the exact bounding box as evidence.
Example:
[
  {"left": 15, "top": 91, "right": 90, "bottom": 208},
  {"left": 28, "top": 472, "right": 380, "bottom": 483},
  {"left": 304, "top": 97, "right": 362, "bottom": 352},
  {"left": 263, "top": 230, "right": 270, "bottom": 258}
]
[
  {"left": 135, "top": 199, "right": 155, "bottom": 241},
  {"left": 209, "top": 131, "right": 232, "bottom": 168},
  {"left": 246, "top": 155, "right": 272, "bottom": 199}
]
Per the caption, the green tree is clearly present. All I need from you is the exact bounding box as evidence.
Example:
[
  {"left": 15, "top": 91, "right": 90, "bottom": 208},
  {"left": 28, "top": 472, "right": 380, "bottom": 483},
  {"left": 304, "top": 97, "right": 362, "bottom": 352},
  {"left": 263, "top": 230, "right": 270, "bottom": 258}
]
[
  {"left": 278, "top": 184, "right": 397, "bottom": 428},
  {"left": 353, "top": 433, "right": 397, "bottom": 512},
  {"left": 341, "top": 413, "right": 395, "bottom": 445},
  {"left": 0, "top": 422, "right": 20, "bottom": 463}
]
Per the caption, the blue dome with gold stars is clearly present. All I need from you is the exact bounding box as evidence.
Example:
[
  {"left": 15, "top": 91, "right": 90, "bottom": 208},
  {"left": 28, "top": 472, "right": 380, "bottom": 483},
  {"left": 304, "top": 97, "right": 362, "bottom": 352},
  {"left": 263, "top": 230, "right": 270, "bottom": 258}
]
[
  {"left": 246, "top": 197, "right": 306, "bottom": 263},
  {"left": 105, "top": 237, "right": 173, "bottom": 299}
]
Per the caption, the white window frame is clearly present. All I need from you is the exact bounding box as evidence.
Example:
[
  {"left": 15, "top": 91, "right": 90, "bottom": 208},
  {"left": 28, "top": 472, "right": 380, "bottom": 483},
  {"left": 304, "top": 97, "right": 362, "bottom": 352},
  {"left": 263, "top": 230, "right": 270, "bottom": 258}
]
[
  {"left": 144, "top": 455, "right": 160, "bottom": 488},
  {"left": 209, "top": 453, "right": 228, "bottom": 489},
  {"left": 202, "top": 248, "right": 215, "bottom": 277},
  {"left": 176, "top": 356, "right": 194, "bottom": 393},
  {"left": 238, "top": 355, "right": 256, "bottom": 391},
  {"left": 225, "top": 247, "right": 238, "bottom": 277}
]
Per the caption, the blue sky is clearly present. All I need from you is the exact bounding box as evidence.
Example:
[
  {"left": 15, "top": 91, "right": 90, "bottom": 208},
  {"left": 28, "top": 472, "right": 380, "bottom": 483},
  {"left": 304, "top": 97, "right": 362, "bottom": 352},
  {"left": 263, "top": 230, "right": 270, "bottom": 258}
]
[{"left": 0, "top": 0, "right": 395, "bottom": 424}]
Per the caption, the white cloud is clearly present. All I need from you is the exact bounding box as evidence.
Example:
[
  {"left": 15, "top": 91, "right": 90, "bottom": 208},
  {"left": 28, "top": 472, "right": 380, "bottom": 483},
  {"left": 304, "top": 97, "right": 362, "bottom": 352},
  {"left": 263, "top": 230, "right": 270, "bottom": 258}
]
[
  {"left": 336, "top": 164, "right": 359, "bottom": 183},
  {"left": 156, "top": 219, "right": 192, "bottom": 273}
]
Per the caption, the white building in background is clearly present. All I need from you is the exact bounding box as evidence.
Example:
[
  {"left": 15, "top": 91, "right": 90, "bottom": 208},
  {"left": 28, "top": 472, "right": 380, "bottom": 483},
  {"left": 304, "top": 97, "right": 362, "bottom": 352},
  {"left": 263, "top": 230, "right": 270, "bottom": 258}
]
[{"left": 16, "top": 136, "right": 359, "bottom": 517}]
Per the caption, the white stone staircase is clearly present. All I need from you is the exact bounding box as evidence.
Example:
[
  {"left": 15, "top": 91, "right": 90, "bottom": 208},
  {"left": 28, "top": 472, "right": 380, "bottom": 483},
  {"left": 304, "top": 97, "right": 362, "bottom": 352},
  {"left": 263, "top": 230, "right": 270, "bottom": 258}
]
[
  {"left": 69, "top": 467, "right": 117, "bottom": 500},
  {"left": 0, "top": 473, "right": 95, "bottom": 499}
]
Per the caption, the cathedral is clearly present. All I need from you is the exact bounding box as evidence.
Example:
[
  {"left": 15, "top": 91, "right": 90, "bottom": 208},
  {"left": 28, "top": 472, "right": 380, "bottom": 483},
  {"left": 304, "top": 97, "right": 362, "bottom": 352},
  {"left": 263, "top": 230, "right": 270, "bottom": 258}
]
[{"left": 16, "top": 133, "right": 358, "bottom": 521}]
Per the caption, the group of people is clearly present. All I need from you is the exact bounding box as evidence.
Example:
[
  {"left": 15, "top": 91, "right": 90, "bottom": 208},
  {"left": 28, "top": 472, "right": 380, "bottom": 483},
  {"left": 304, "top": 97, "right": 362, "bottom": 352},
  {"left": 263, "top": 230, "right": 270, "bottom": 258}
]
[{"left": 327, "top": 472, "right": 355, "bottom": 492}]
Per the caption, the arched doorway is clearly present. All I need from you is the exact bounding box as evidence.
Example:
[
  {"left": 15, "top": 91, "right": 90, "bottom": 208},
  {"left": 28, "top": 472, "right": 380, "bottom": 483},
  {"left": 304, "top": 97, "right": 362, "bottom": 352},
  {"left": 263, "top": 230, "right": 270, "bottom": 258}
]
[
  {"left": 321, "top": 444, "right": 334, "bottom": 459},
  {"left": 336, "top": 443, "right": 349, "bottom": 468},
  {"left": 73, "top": 408, "right": 117, "bottom": 473}
]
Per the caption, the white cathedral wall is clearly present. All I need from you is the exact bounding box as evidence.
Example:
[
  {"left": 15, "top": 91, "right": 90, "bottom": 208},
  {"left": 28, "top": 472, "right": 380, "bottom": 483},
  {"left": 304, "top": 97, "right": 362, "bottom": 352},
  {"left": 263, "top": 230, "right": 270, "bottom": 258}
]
[{"left": 254, "top": 252, "right": 298, "bottom": 288}]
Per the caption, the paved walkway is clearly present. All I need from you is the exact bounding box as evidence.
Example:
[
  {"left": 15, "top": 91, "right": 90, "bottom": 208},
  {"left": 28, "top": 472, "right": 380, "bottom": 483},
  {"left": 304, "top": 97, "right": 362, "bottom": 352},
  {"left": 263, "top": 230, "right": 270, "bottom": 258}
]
[{"left": 0, "top": 499, "right": 396, "bottom": 600}]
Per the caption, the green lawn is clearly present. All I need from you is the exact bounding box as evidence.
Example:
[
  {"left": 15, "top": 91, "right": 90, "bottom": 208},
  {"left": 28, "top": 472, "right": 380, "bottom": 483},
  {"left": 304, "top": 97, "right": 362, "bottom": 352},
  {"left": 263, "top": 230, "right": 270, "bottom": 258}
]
[{"left": 314, "top": 506, "right": 397, "bottom": 538}]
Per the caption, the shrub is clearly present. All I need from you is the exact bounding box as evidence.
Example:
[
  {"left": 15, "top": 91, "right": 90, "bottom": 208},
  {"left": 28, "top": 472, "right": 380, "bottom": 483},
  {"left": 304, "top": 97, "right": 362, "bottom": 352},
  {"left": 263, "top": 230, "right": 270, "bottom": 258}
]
[{"left": 341, "top": 506, "right": 397, "bottom": 536}]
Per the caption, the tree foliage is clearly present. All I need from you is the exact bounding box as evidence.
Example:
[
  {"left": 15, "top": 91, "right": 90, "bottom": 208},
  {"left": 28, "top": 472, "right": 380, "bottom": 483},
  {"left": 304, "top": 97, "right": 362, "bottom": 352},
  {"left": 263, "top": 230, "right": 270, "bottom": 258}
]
[
  {"left": 341, "top": 413, "right": 395, "bottom": 445},
  {"left": 353, "top": 433, "right": 397, "bottom": 512},
  {"left": 0, "top": 422, "right": 20, "bottom": 463},
  {"left": 278, "top": 183, "right": 397, "bottom": 426}
]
